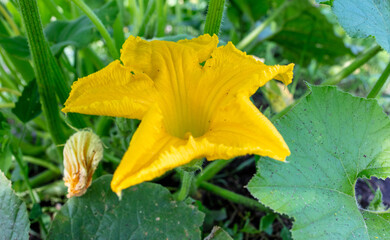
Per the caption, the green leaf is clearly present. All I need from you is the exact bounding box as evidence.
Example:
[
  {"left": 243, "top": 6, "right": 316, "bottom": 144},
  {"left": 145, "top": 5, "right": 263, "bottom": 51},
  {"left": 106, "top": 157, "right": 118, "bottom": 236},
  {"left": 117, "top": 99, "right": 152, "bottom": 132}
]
[
  {"left": 29, "top": 203, "right": 43, "bottom": 222},
  {"left": 0, "top": 170, "right": 30, "bottom": 240},
  {"left": 280, "top": 226, "right": 292, "bottom": 240},
  {"left": 205, "top": 226, "right": 233, "bottom": 240},
  {"left": 48, "top": 175, "right": 204, "bottom": 239},
  {"left": 248, "top": 86, "right": 390, "bottom": 239},
  {"left": 270, "top": 0, "right": 351, "bottom": 66},
  {"left": 260, "top": 213, "right": 276, "bottom": 235},
  {"left": 315, "top": 0, "right": 333, "bottom": 4},
  {"left": 0, "top": 111, "right": 10, "bottom": 149},
  {"left": 0, "top": 113, "right": 12, "bottom": 173},
  {"left": 153, "top": 34, "right": 195, "bottom": 42},
  {"left": 368, "top": 187, "right": 386, "bottom": 212},
  {"left": 12, "top": 78, "right": 42, "bottom": 123},
  {"left": 44, "top": 1, "right": 118, "bottom": 54},
  {"left": 332, "top": 0, "right": 390, "bottom": 52},
  {"left": 243, "top": 0, "right": 269, "bottom": 22},
  {"left": 0, "top": 36, "right": 30, "bottom": 59},
  {"left": 0, "top": 146, "right": 12, "bottom": 174}
]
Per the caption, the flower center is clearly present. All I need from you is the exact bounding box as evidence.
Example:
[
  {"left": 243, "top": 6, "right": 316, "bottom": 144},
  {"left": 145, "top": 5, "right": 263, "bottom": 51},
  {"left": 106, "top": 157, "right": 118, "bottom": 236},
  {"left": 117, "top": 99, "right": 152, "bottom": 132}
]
[{"left": 161, "top": 99, "right": 211, "bottom": 139}]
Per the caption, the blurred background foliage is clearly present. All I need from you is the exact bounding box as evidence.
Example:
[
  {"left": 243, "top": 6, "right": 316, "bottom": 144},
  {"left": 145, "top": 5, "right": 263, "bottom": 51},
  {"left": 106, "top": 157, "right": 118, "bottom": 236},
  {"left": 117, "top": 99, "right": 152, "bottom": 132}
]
[{"left": 0, "top": 0, "right": 389, "bottom": 239}]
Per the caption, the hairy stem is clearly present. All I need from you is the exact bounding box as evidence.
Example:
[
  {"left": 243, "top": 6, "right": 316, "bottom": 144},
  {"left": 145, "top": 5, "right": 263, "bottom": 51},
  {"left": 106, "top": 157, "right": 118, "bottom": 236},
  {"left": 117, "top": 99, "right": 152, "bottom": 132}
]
[
  {"left": 18, "top": 0, "right": 66, "bottom": 145},
  {"left": 176, "top": 171, "right": 194, "bottom": 201},
  {"left": 204, "top": 0, "right": 225, "bottom": 35}
]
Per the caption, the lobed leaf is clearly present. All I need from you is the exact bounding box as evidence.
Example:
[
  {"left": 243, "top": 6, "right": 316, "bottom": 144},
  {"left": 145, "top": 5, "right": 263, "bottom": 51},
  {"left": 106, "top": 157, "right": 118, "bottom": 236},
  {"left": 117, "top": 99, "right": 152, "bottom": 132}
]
[
  {"left": 248, "top": 85, "right": 390, "bottom": 239},
  {"left": 48, "top": 175, "right": 204, "bottom": 240},
  {"left": 332, "top": 0, "right": 390, "bottom": 52}
]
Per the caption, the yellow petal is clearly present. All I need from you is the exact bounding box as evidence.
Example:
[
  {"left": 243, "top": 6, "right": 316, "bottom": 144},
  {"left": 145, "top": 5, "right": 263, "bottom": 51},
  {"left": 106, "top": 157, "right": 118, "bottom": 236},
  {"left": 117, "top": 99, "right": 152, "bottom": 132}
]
[
  {"left": 111, "top": 95, "right": 290, "bottom": 194},
  {"left": 204, "top": 42, "right": 294, "bottom": 98},
  {"left": 120, "top": 35, "right": 216, "bottom": 80},
  {"left": 204, "top": 94, "right": 290, "bottom": 161},
  {"left": 62, "top": 60, "right": 156, "bottom": 119},
  {"left": 120, "top": 36, "right": 154, "bottom": 77},
  {"left": 111, "top": 106, "right": 193, "bottom": 194},
  {"left": 177, "top": 34, "right": 218, "bottom": 62}
]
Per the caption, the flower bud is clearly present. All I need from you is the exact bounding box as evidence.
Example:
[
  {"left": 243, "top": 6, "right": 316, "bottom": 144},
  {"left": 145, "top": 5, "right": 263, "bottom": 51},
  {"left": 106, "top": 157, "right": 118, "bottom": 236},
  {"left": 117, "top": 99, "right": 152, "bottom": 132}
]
[{"left": 63, "top": 130, "right": 103, "bottom": 198}]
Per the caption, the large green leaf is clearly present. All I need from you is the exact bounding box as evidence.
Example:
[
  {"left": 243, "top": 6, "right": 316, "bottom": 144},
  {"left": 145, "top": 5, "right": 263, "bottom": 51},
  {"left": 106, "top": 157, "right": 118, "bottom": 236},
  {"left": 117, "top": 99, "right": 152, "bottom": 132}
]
[
  {"left": 270, "top": 0, "right": 351, "bottom": 66},
  {"left": 248, "top": 86, "right": 390, "bottom": 239},
  {"left": 332, "top": 0, "right": 390, "bottom": 52},
  {"left": 48, "top": 175, "right": 204, "bottom": 239},
  {"left": 44, "top": 1, "right": 118, "bottom": 54},
  {"left": 0, "top": 170, "right": 30, "bottom": 240}
]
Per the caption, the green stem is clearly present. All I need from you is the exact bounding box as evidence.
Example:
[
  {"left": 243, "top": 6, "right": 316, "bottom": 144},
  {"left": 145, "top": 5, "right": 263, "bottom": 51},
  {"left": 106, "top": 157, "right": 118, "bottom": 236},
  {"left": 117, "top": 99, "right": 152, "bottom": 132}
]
[
  {"left": 48, "top": 47, "right": 88, "bottom": 129},
  {"left": 129, "top": 0, "right": 142, "bottom": 35},
  {"left": 30, "top": 169, "right": 61, "bottom": 188},
  {"left": 103, "top": 152, "right": 121, "bottom": 164},
  {"left": 322, "top": 45, "right": 382, "bottom": 85},
  {"left": 23, "top": 156, "right": 61, "bottom": 174},
  {"left": 71, "top": 0, "right": 119, "bottom": 59},
  {"left": 199, "top": 181, "right": 269, "bottom": 212},
  {"left": 138, "top": 0, "right": 156, "bottom": 37},
  {"left": 0, "top": 4, "right": 20, "bottom": 35},
  {"left": 176, "top": 171, "right": 194, "bottom": 201},
  {"left": 18, "top": 0, "right": 66, "bottom": 145},
  {"left": 367, "top": 61, "right": 390, "bottom": 98},
  {"left": 156, "top": 0, "right": 166, "bottom": 37},
  {"left": 0, "top": 103, "right": 15, "bottom": 108},
  {"left": 113, "top": 0, "right": 125, "bottom": 51},
  {"left": 236, "top": 0, "right": 291, "bottom": 50},
  {"left": 0, "top": 87, "right": 21, "bottom": 96},
  {"left": 195, "top": 159, "right": 233, "bottom": 186},
  {"left": 175, "top": 0, "right": 182, "bottom": 26},
  {"left": 204, "top": 0, "right": 225, "bottom": 35},
  {"left": 0, "top": 49, "right": 21, "bottom": 85},
  {"left": 95, "top": 116, "right": 113, "bottom": 136},
  {"left": 0, "top": 56, "right": 17, "bottom": 90},
  {"left": 363, "top": 179, "right": 376, "bottom": 194}
]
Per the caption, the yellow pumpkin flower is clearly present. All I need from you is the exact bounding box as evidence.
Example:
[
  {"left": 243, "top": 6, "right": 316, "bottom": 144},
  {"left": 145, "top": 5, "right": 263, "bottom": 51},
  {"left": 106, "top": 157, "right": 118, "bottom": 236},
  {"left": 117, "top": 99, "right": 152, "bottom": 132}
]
[{"left": 62, "top": 34, "right": 294, "bottom": 195}]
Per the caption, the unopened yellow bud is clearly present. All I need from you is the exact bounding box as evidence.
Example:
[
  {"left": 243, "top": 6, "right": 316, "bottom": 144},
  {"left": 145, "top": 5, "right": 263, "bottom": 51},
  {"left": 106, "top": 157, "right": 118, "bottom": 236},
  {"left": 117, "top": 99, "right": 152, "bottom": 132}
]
[{"left": 63, "top": 130, "right": 103, "bottom": 198}]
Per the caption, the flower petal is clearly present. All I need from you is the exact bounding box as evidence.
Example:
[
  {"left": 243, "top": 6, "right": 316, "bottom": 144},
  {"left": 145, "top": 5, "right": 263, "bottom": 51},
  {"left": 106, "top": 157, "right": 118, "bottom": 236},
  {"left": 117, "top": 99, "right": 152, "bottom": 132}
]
[
  {"left": 120, "top": 35, "right": 216, "bottom": 80},
  {"left": 204, "top": 94, "right": 290, "bottom": 161},
  {"left": 111, "top": 106, "right": 196, "bottom": 194},
  {"left": 177, "top": 34, "right": 218, "bottom": 62},
  {"left": 204, "top": 42, "right": 294, "bottom": 98},
  {"left": 62, "top": 60, "right": 156, "bottom": 119},
  {"left": 120, "top": 36, "right": 154, "bottom": 77}
]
